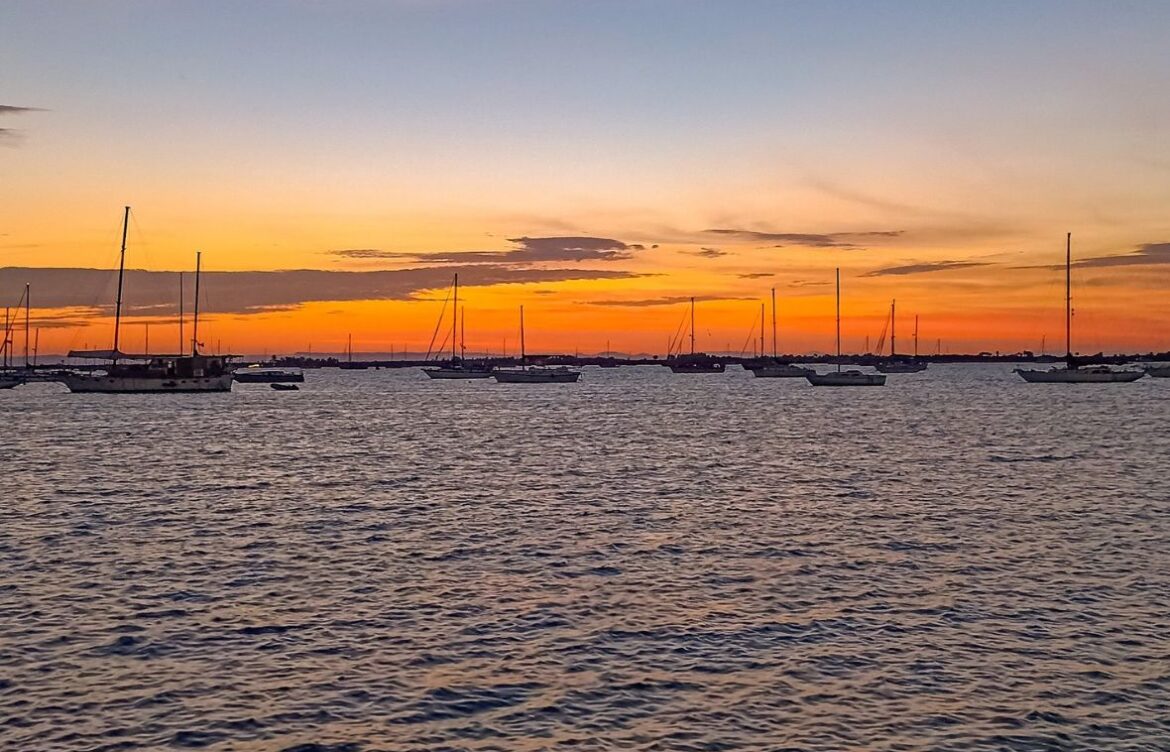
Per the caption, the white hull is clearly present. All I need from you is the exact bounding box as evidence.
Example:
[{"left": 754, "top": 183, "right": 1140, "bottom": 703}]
[
  {"left": 806, "top": 370, "right": 886, "bottom": 387},
  {"left": 423, "top": 367, "right": 493, "bottom": 380},
  {"left": 1015, "top": 367, "right": 1144, "bottom": 383},
  {"left": 492, "top": 368, "right": 580, "bottom": 383},
  {"left": 62, "top": 373, "right": 235, "bottom": 393},
  {"left": 750, "top": 364, "right": 812, "bottom": 378}
]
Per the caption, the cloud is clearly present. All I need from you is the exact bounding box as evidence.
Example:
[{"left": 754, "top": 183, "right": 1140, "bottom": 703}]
[
  {"left": 688, "top": 247, "right": 729, "bottom": 259},
  {"left": 863, "top": 260, "right": 990, "bottom": 277},
  {"left": 585, "top": 295, "right": 753, "bottom": 307},
  {"left": 1073, "top": 242, "right": 1170, "bottom": 268},
  {"left": 737, "top": 272, "right": 774, "bottom": 279},
  {"left": 787, "top": 279, "right": 830, "bottom": 287},
  {"left": 704, "top": 228, "right": 903, "bottom": 249},
  {"left": 0, "top": 105, "right": 45, "bottom": 115},
  {"left": 0, "top": 265, "right": 644, "bottom": 317},
  {"left": 330, "top": 236, "right": 639, "bottom": 265}
]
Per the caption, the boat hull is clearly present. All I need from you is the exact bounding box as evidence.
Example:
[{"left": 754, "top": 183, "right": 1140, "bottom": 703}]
[
  {"left": 1015, "top": 368, "right": 1145, "bottom": 383},
  {"left": 805, "top": 371, "right": 887, "bottom": 387},
  {"left": 423, "top": 368, "right": 493, "bottom": 380},
  {"left": 492, "top": 369, "right": 580, "bottom": 383},
  {"left": 234, "top": 371, "right": 304, "bottom": 383},
  {"left": 876, "top": 361, "right": 928, "bottom": 373},
  {"left": 62, "top": 374, "right": 235, "bottom": 393},
  {"left": 1146, "top": 366, "right": 1170, "bottom": 378},
  {"left": 749, "top": 364, "right": 812, "bottom": 378},
  {"left": 0, "top": 373, "right": 24, "bottom": 389}
]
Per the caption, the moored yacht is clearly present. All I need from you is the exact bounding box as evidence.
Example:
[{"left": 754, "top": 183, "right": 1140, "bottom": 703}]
[
  {"left": 746, "top": 288, "right": 813, "bottom": 378},
  {"left": 233, "top": 365, "right": 305, "bottom": 383},
  {"left": 61, "top": 209, "right": 234, "bottom": 394},
  {"left": 423, "top": 274, "right": 494, "bottom": 380},
  {"left": 875, "top": 301, "right": 927, "bottom": 373},
  {"left": 492, "top": 305, "right": 581, "bottom": 383},
  {"left": 806, "top": 269, "right": 886, "bottom": 387},
  {"left": 666, "top": 297, "right": 724, "bottom": 373},
  {"left": 1016, "top": 234, "right": 1144, "bottom": 384}
]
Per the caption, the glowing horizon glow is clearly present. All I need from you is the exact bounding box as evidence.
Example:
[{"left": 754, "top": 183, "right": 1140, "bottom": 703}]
[{"left": 2, "top": 1, "right": 1169, "bottom": 355}]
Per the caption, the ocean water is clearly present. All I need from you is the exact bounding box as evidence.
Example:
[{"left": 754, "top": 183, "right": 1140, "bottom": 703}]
[{"left": 2, "top": 364, "right": 1169, "bottom": 751}]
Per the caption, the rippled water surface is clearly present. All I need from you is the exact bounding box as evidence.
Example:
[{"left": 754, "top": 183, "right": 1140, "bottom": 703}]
[{"left": 3, "top": 365, "right": 1170, "bottom": 751}]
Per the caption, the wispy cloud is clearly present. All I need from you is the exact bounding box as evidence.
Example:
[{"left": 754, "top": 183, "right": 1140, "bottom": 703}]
[
  {"left": 0, "top": 105, "right": 45, "bottom": 115},
  {"left": 585, "top": 295, "right": 753, "bottom": 307},
  {"left": 863, "top": 260, "right": 990, "bottom": 277},
  {"left": 704, "top": 228, "right": 903, "bottom": 249},
  {"left": 688, "top": 247, "right": 729, "bottom": 259},
  {"left": 331, "top": 236, "right": 642, "bottom": 265},
  {"left": 1073, "top": 242, "right": 1170, "bottom": 268},
  {"left": 0, "top": 265, "right": 644, "bottom": 317},
  {"left": 737, "top": 272, "right": 774, "bottom": 279},
  {"left": 0, "top": 105, "right": 45, "bottom": 146}
]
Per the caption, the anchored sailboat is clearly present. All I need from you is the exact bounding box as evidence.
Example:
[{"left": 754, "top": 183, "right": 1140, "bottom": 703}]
[
  {"left": 666, "top": 297, "right": 725, "bottom": 373},
  {"left": 746, "top": 287, "right": 812, "bottom": 378},
  {"left": 806, "top": 269, "right": 886, "bottom": 387},
  {"left": 339, "top": 333, "right": 368, "bottom": 369},
  {"left": 61, "top": 208, "right": 233, "bottom": 393},
  {"left": 424, "top": 274, "right": 493, "bottom": 379},
  {"left": 492, "top": 305, "right": 580, "bottom": 383},
  {"left": 1015, "top": 233, "right": 1144, "bottom": 383},
  {"left": 876, "top": 299, "right": 928, "bottom": 373}
]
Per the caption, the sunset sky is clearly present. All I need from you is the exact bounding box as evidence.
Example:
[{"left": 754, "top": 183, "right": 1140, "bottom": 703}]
[{"left": 2, "top": 1, "right": 1169, "bottom": 357}]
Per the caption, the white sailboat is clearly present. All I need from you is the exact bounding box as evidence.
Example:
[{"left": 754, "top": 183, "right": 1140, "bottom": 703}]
[
  {"left": 424, "top": 274, "right": 493, "bottom": 379},
  {"left": 62, "top": 208, "right": 234, "bottom": 393},
  {"left": 1016, "top": 233, "right": 1144, "bottom": 383},
  {"left": 747, "top": 288, "right": 813, "bottom": 378},
  {"left": 806, "top": 268, "right": 887, "bottom": 387},
  {"left": 492, "top": 305, "right": 580, "bottom": 383}
]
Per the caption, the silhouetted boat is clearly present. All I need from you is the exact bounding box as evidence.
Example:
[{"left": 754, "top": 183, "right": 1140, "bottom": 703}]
[
  {"left": 806, "top": 269, "right": 886, "bottom": 387},
  {"left": 876, "top": 300, "right": 927, "bottom": 373},
  {"left": 0, "top": 371, "right": 23, "bottom": 389},
  {"left": 667, "top": 297, "right": 724, "bottom": 373},
  {"left": 62, "top": 210, "right": 234, "bottom": 394},
  {"left": 746, "top": 289, "right": 813, "bottom": 378},
  {"left": 424, "top": 274, "right": 494, "bottom": 379},
  {"left": 339, "top": 333, "right": 368, "bottom": 370},
  {"left": 492, "top": 305, "right": 581, "bottom": 383},
  {"left": 1147, "top": 365, "right": 1170, "bottom": 378},
  {"left": 1016, "top": 234, "right": 1144, "bottom": 383},
  {"left": 234, "top": 366, "right": 305, "bottom": 383},
  {"left": 270, "top": 382, "right": 299, "bottom": 391}
]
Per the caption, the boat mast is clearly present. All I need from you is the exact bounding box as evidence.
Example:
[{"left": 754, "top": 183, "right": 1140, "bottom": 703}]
[
  {"left": 112, "top": 205, "right": 130, "bottom": 362},
  {"left": 1065, "top": 232, "right": 1072, "bottom": 368},
  {"left": 771, "top": 287, "right": 777, "bottom": 358},
  {"left": 178, "top": 271, "right": 184, "bottom": 355},
  {"left": 192, "top": 251, "right": 201, "bottom": 356},
  {"left": 835, "top": 268, "right": 842, "bottom": 373},
  {"left": 460, "top": 306, "right": 466, "bottom": 360},
  {"left": 519, "top": 305, "right": 526, "bottom": 366},
  {"left": 348, "top": 333, "right": 353, "bottom": 363},
  {"left": 25, "top": 282, "right": 30, "bottom": 368},
  {"left": 759, "top": 303, "right": 765, "bottom": 358},
  {"left": 452, "top": 273, "right": 458, "bottom": 361},
  {"left": 890, "top": 299, "right": 896, "bottom": 357},
  {"left": 690, "top": 296, "right": 696, "bottom": 355},
  {"left": 914, "top": 315, "right": 919, "bottom": 358}
]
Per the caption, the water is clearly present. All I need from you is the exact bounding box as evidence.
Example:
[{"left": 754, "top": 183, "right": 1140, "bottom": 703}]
[{"left": 3, "top": 365, "right": 1169, "bottom": 751}]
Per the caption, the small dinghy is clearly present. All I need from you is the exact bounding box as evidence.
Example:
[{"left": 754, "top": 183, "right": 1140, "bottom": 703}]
[{"left": 270, "top": 383, "right": 299, "bottom": 391}]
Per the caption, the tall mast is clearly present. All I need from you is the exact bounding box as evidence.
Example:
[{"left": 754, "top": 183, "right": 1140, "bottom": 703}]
[
  {"left": 690, "top": 297, "right": 696, "bottom": 355},
  {"left": 460, "top": 306, "right": 466, "bottom": 360},
  {"left": 452, "top": 273, "right": 458, "bottom": 361},
  {"left": 33, "top": 329, "right": 39, "bottom": 367},
  {"left": 890, "top": 299, "right": 896, "bottom": 357},
  {"left": 112, "top": 205, "right": 130, "bottom": 361},
  {"left": 25, "top": 282, "right": 30, "bottom": 367},
  {"left": 835, "top": 268, "right": 842, "bottom": 373},
  {"left": 145, "top": 322, "right": 150, "bottom": 356},
  {"left": 192, "top": 251, "right": 201, "bottom": 356},
  {"left": 178, "top": 272, "right": 184, "bottom": 355},
  {"left": 348, "top": 333, "right": 353, "bottom": 363},
  {"left": 1065, "top": 232, "right": 1072, "bottom": 366},
  {"left": 914, "top": 315, "right": 919, "bottom": 358},
  {"left": 759, "top": 303, "right": 765, "bottom": 358},
  {"left": 519, "top": 305, "right": 526, "bottom": 365},
  {"left": 771, "top": 287, "right": 777, "bottom": 358},
  {"left": 2, "top": 306, "right": 8, "bottom": 368}
]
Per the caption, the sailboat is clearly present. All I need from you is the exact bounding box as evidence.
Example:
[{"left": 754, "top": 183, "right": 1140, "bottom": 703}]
[
  {"left": 666, "top": 297, "right": 725, "bottom": 373},
  {"left": 1015, "top": 233, "right": 1144, "bottom": 383},
  {"left": 339, "top": 333, "right": 368, "bottom": 369},
  {"left": 492, "top": 305, "right": 580, "bottom": 383},
  {"left": 0, "top": 289, "right": 30, "bottom": 388},
  {"left": 806, "top": 269, "right": 886, "bottom": 386},
  {"left": 61, "top": 208, "right": 234, "bottom": 393},
  {"left": 876, "top": 300, "right": 928, "bottom": 373},
  {"left": 424, "top": 274, "right": 493, "bottom": 379},
  {"left": 746, "top": 288, "right": 813, "bottom": 377}
]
